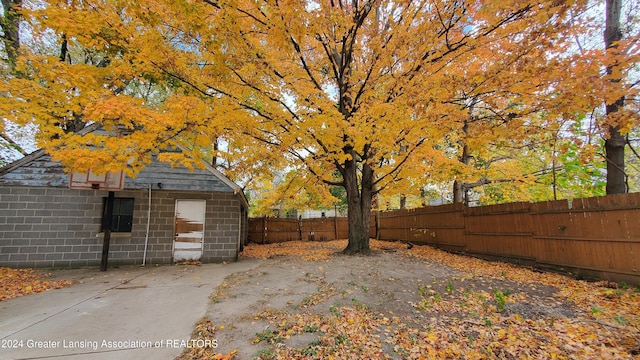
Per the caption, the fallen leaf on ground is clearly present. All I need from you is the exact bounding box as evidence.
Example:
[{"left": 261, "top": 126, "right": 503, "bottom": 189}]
[
  {"left": 175, "top": 317, "right": 237, "bottom": 360},
  {"left": 0, "top": 267, "right": 73, "bottom": 301},
  {"left": 234, "top": 240, "right": 640, "bottom": 359}
]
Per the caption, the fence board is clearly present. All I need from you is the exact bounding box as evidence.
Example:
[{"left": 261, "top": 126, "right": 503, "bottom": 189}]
[
  {"left": 528, "top": 194, "right": 640, "bottom": 280},
  {"left": 378, "top": 204, "right": 465, "bottom": 251},
  {"left": 247, "top": 217, "right": 300, "bottom": 243},
  {"left": 464, "top": 202, "right": 534, "bottom": 260},
  {"left": 301, "top": 218, "right": 336, "bottom": 241},
  {"left": 248, "top": 216, "right": 375, "bottom": 243}
]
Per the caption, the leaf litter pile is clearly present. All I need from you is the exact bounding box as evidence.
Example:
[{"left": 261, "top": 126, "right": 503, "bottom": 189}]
[
  {"left": 187, "top": 239, "right": 639, "bottom": 359},
  {"left": 0, "top": 267, "right": 73, "bottom": 301}
]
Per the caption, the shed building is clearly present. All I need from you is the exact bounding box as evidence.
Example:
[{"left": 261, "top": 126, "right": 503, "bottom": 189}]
[{"left": 0, "top": 146, "right": 248, "bottom": 268}]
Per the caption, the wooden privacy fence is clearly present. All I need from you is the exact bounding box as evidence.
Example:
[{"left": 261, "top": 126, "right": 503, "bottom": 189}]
[
  {"left": 378, "top": 193, "right": 640, "bottom": 285},
  {"left": 249, "top": 193, "right": 640, "bottom": 285},
  {"left": 248, "top": 216, "right": 376, "bottom": 243}
]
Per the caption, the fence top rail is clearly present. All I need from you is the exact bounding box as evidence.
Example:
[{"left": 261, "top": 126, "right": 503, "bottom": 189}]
[
  {"left": 379, "top": 205, "right": 464, "bottom": 218},
  {"left": 531, "top": 195, "right": 640, "bottom": 214},
  {"left": 249, "top": 193, "right": 640, "bottom": 221},
  {"left": 464, "top": 202, "right": 531, "bottom": 216}
]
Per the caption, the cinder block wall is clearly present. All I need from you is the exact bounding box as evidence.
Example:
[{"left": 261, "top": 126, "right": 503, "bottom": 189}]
[
  {"left": 0, "top": 186, "right": 242, "bottom": 268},
  {"left": 202, "top": 193, "right": 243, "bottom": 262},
  {"left": 0, "top": 187, "right": 104, "bottom": 268}
]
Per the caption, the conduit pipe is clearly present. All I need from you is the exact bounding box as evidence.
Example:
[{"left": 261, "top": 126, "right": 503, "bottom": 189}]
[{"left": 143, "top": 184, "right": 151, "bottom": 265}]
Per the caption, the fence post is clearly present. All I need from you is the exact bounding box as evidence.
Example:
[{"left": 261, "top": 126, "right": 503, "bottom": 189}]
[
  {"left": 298, "top": 216, "right": 303, "bottom": 241},
  {"left": 334, "top": 216, "right": 339, "bottom": 240},
  {"left": 262, "top": 216, "right": 266, "bottom": 244}
]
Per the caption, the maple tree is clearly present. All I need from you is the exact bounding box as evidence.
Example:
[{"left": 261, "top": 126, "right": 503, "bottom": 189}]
[
  {"left": 454, "top": 114, "right": 608, "bottom": 205},
  {"left": 401, "top": 0, "right": 640, "bottom": 205},
  {"left": 422, "top": 2, "right": 637, "bottom": 205},
  {"left": 433, "top": 32, "right": 561, "bottom": 205},
  {"left": 2, "top": 0, "right": 632, "bottom": 254}
]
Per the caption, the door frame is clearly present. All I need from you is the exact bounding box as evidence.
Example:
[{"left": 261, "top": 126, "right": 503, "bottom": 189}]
[{"left": 172, "top": 199, "right": 206, "bottom": 262}]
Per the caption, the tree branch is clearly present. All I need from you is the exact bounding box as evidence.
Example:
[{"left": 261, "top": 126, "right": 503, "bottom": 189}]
[
  {"left": 626, "top": 135, "right": 640, "bottom": 161},
  {"left": 0, "top": 132, "right": 28, "bottom": 156},
  {"left": 288, "top": 35, "right": 324, "bottom": 91},
  {"left": 373, "top": 138, "right": 426, "bottom": 193}
]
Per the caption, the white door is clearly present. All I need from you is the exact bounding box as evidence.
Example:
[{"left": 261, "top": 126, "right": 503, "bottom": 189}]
[{"left": 173, "top": 199, "right": 206, "bottom": 262}]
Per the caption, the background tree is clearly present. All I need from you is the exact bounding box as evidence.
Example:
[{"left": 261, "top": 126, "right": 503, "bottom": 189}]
[
  {"left": 554, "top": 0, "right": 640, "bottom": 196},
  {"left": 1, "top": 0, "right": 213, "bottom": 174},
  {"left": 0, "top": 0, "right": 20, "bottom": 70},
  {"left": 604, "top": 0, "right": 626, "bottom": 193},
  {"left": 1, "top": 0, "right": 29, "bottom": 163}
]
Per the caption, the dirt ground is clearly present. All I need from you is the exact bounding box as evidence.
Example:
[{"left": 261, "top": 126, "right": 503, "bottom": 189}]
[{"left": 180, "top": 240, "right": 640, "bottom": 360}]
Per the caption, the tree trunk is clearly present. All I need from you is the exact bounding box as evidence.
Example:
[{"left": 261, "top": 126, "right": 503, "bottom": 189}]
[
  {"left": 453, "top": 119, "right": 471, "bottom": 205},
  {"left": 453, "top": 180, "right": 465, "bottom": 205},
  {"left": 399, "top": 195, "right": 406, "bottom": 209},
  {"left": 604, "top": 0, "right": 627, "bottom": 194},
  {"left": 341, "top": 151, "right": 372, "bottom": 255},
  {"left": 1, "top": 0, "right": 21, "bottom": 70},
  {"left": 605, "top": 121, "right": 627, "bottom": 194}
]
